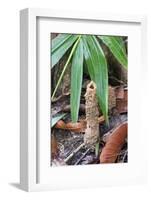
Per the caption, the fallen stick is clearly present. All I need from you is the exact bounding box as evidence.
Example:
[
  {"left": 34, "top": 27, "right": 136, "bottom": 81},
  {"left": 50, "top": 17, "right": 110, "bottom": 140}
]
[
  {"left": 74, "top": 148, "right": 91, "bottom": 165},
  {"left": 64, "top": 143, "right": 85, "bottom": 163}
]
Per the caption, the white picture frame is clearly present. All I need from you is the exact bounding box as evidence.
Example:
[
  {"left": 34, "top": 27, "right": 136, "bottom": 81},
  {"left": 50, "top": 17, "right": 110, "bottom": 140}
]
[{"left": 20, "top": 8, "right": 147, "bottom": 192}]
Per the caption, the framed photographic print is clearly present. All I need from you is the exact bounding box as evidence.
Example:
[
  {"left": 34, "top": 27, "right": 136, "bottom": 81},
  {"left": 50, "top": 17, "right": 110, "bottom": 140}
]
[{"left": 20, "top": 8, "right": 147, "bottom": 191}]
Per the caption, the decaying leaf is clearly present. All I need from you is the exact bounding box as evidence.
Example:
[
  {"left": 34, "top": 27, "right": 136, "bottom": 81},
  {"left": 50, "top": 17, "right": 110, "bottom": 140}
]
[
  {"left": 51, "top": 134, "right": 58, "bottom": 159},
  {"left": 100, "top": 122, "right": 127, "bottom": 163},
  {"left": 108, "top": 86, "right": 116, "bottom": 111},
  {"left": 115, "top": 86, "right": 125, "bottom": 99},
  {"left": 54, "top": 116, "right": 104, "bottom": 133},
  {"left": 55, "top": 119, "right": 86, "bottom": 132},
  {"left": 116, "top": 88, "right": 127, "bottom": 114},
  {"left": 108, "top": 85, "right": 127, "bottom": 114}
]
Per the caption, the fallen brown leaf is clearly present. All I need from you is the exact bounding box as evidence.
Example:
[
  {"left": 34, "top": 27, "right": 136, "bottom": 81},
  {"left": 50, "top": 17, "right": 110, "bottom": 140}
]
[
  {"left": 51, "top": 134, "right": 58, "bottom": 159},
  {"left": 54, "top": 116, "right": 104, "bottom": 133},
  {"left": 100, "top": 122, "right": 127, "bottom": 163}
]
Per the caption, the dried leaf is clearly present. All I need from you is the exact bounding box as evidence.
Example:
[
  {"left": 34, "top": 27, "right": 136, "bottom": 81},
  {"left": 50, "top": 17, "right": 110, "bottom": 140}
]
[
  {"left": 51, "top": 134, "right": 58, "bottom": 159},
  {"left": 54, "top": 116, "right": 104, "bottom": 133},
  {"left": 100, "top": 122, "right": 127, "bottom": 163},
  {"left": 115, "top": 86, "right": 125, "bottom": 99},
  {"left": 108, "top": 86, "right": 116, "bottom": 110},
  {"left": 116, "top": 89, "right": 127, "bottom": 113}
]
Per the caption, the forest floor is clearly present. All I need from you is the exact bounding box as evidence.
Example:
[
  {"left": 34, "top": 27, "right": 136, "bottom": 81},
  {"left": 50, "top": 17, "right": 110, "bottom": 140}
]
[{"left": 51, "top": 86, "right": 128, "bottom": 166}]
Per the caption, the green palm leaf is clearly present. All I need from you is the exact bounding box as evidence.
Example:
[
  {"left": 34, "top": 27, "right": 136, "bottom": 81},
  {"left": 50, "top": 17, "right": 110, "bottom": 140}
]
[
  {"left": 51, "top": 34, "right": 78, "bottom": 68},
  {"left": 52, "top": 34, "right": 72, "bottom": 51},
  {"left": 70, "top": 39, "right": 83, "bottom": 122},
  {"left": 114, "top": 36, "right": 126, "bottom": 53},
  {"left": 51, "top": 113, "right": 67, "bottom": 127},
  {"left": 98, "top": 36, "right": 127, "bottom": 69},
  {"left": 83, "top": 35, "right": 108, "bottom": 121},
  {"left": 51, "top": 36, "right": 81, "bottom": 100}
]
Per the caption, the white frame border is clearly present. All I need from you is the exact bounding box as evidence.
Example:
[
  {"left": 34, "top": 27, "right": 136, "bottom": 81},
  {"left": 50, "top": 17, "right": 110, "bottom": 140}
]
[{"left": 20, "top": 8, "right": 147, "bottom": 192}]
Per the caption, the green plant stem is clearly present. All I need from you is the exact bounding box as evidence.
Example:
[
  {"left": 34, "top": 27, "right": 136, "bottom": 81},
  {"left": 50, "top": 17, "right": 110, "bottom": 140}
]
[
  {"left": 95, "top": 142, "right": 100, "bottom": 157},
  {"left": 51, "top": 35, "right": 81, "bottom": 100}
]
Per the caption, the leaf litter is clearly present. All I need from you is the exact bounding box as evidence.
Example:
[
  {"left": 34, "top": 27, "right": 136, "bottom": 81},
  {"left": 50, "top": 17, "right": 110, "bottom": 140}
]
[{"left": 51, "top": 84, "right": 127, "bottom": 166}]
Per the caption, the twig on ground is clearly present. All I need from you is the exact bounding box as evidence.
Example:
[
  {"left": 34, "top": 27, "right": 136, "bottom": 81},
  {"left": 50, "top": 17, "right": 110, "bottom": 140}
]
[
  {"left": 74, "top": 148, "right": 91, "bottom": 165},
  {"left": 64, "top": 143, "right": 85, "bottom": 163},
  {"left": 122, "top": 150, "right": 128, "bottom": 162}
]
